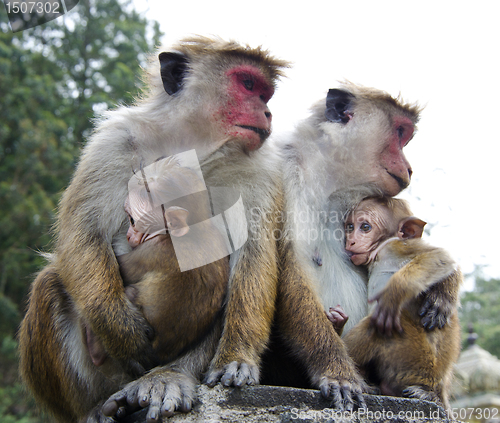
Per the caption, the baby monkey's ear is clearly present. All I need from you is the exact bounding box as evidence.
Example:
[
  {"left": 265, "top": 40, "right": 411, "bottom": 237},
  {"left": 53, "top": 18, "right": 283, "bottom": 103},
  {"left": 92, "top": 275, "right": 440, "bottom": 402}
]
[
  {"left": 165, "top": 206, "right": 189, "bottom": 237},
  {"left": 398, "top": 217, "right": 426, "bottom": 240}
]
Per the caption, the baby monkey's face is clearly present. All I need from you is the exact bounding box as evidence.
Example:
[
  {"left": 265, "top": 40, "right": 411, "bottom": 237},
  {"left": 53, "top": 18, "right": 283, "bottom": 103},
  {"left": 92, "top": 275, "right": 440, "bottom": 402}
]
[{"left": 344, "top": 209, "right": 385, "bottom": 266}]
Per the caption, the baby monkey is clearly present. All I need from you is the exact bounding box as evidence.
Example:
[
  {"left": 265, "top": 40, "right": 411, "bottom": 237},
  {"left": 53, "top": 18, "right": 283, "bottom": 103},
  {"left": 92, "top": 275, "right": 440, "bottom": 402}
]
[
  {"left": 328, "top": 197, "right": 461, "bottom": 410},
  {"left": 87, "top": 157, "right": 230, "bottom": 369}
]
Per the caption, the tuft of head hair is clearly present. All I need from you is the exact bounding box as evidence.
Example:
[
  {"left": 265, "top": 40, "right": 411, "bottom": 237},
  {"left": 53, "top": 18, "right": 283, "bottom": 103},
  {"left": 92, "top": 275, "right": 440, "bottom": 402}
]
[
  {"left": 172, "top": 35, "right": 290, "bottom": 81},
  {"left": 141, "top": 35, "right": 289, "bottom": 96},
  {"left": 338, "top": 81, "right": 422, "bottom": 124}
]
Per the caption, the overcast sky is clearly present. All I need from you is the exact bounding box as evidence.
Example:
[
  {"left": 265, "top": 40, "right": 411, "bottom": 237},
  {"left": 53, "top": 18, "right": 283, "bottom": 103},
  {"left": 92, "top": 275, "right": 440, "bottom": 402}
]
[{"left": 130, "top": 0, "right": 500, "bottom": 286}]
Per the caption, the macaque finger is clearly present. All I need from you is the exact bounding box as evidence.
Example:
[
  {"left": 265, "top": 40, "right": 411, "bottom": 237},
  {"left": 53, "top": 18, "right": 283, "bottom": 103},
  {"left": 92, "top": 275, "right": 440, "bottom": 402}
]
[
  {"left": 394, "top": 309, "right": 403, "bottom": 333},
  {"left": 101, "top": 399, "right": 120, "bottom": 417},
  {"left": 330, "top": 385, "right": 343, "bottom": 410},
  {"left": 102, "top": 386, "right": 138, "bottom": 418},
  {"left": 341, "top": 386, "right": 354, "bottom": 412},
  {"left": 355, "top": 391, "right": 367, "bottom": 410},
  {"left": 220, "top": 361, "right": 238, "bottom": 387}
]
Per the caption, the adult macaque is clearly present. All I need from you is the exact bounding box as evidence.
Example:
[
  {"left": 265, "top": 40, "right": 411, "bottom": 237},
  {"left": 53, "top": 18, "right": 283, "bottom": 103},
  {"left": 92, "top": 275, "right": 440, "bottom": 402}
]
[
  {"left": 332, "top": 196, "right": 462, "bottom": 409},
  {"left": 19, "top": 37, "right": 288, "bottom": 422},
  {"left": 266, "top": 84, "right": 455, "bottom": 403}
]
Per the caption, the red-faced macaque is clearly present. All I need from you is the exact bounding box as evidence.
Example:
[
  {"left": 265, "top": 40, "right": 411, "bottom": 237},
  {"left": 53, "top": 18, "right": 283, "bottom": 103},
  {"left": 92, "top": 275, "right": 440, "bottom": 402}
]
[
  {"left": 332, "top": 196, "right": 462, "bottom": 410},
  {"left": 18, "top": 37, "right": 289, "bottom": 422},
  {"left": 264, "top": 84, "right": 423, "bottom": 406},
  {"left": 268, "top": 84, "right": 460, "bottom": 407}
]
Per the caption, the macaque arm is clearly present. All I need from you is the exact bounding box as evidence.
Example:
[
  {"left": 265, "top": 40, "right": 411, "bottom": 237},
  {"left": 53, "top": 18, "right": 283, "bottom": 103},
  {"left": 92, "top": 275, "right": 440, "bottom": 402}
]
[
  {"left": 373, "top": 241, "right": 456, "bottom": 306},
  {"left": 276, "top": 241, "right": 366, "bottom": 410},
  {"left": 55, "top": 147, "right": 153, "bottom": 360},
  {"left": 371, "top": 241, "right": 457, "bottom": 335},
  {"left": 205, "top": 208, "right": 279, "bottom": 387}
]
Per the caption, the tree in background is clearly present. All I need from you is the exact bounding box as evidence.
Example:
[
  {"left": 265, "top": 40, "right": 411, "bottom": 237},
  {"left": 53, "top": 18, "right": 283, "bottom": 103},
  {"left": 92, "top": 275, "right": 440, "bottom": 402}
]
[
  {"left": 460, "top": 274, "right": 500, "bottom": 358},
  {"left": 0, "top": 1, "right": 162, "bottom": 420}
]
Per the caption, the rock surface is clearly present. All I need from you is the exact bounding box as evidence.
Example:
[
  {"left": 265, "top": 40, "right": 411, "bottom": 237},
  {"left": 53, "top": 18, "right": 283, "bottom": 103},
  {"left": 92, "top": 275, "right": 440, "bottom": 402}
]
[{"left": 122, "top": 384, "right": 460, "bottom": 422}]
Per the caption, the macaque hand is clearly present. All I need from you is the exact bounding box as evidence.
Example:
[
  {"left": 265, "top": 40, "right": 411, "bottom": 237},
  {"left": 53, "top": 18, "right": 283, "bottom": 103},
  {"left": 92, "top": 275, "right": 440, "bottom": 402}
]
[
  {"left": 204, "top": 360, "right": 259, "bottom": 388},
  {"left": 326, "top": 305, "right": 349, "bottom": 336},
  {"left": 419, "top": 283, "right": 455, "bottom": 331},
  {"left": 102, "top": 368, "right": 196, "bottom": 421},
  {"left": 319, "top": 372, "right": 367, "bottom": 411},
  {"left": 369, "top": 292, "right": 403, "bottom": 336}
]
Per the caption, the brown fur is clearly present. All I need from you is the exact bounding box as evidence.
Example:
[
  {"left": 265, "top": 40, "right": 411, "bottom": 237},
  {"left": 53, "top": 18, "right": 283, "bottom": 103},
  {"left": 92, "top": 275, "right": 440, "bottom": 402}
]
[
  {"left": 18, "top": 36, "right": 288, "bottom": 422},
  {"left": 342, "top": 198, "right": 462, "bottom": 410},
  {"left": 263, "top": 84, "right": 422, "bottom": 409},
  {"left": 118, "top": 224, "right": 229, "bottom": 363}
]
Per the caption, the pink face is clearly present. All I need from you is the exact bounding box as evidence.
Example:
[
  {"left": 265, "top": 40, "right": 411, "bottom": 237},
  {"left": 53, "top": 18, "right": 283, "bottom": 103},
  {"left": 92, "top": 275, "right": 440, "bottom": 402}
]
[
  {"left": 124, "top": 199, "right": 146, "bottom": 248},
  {"left": 379, "top": 115, "right": 414, "bottom": 196},
  {"left": 344, "top": 210, "right": 385, "bottom": 266},
  {"left": 216, "top": 65, "right": 274, "bottom": 152}
]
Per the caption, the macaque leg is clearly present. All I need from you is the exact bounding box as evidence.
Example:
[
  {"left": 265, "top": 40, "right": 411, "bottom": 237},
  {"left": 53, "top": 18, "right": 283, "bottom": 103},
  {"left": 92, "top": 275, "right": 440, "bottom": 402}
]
[
  {"left": 19, "top": 267, "right": 129, "bottom": 423},
  {"left": 103, "top": 319, "right": 223, "bottom": 421},
  {"left": 345, "top": 312, "right": 458, "bottom": 407},
  {"left": 342, "top": 318, "right": 379, "bottom": 369}
]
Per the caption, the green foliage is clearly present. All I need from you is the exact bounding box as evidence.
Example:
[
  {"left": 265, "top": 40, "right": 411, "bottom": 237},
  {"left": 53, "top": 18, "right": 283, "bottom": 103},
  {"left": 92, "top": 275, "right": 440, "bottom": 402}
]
[
  {"left": 0, "top": 1, "right": 162, "bottom": 420},
  {"left": 460, "top": 275, "right": 500, "bottom": 357}
]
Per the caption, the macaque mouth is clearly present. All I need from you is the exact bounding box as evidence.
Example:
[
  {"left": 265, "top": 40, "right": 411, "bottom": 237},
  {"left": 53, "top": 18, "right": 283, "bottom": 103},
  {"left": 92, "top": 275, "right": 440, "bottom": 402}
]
[
  {"left": 237, "top": 125, "right": 271, "bottom": 141},
  {"left": 345, "top": 250, "right": 354, "bottom": 258},
  {"left": 387, "top": 171, "right": 410, "bottom": 189}
]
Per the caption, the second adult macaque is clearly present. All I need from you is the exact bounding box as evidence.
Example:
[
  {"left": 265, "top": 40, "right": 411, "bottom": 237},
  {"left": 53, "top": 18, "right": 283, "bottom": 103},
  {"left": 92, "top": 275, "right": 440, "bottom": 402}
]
[{"left": 330, "top": 197, "right": 461, "bottom": 409}]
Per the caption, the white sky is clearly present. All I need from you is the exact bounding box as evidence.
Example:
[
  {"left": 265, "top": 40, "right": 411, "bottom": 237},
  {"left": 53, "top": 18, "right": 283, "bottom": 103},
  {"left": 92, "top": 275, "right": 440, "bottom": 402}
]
[{"left": 132, "top": 0, "right": 500, "bottom": 286}]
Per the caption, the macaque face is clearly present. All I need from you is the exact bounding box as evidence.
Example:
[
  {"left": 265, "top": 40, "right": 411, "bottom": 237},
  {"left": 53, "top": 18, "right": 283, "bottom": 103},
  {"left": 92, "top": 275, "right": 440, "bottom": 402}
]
[
  {"left": 124, "top": 197, "right": 190, "bottom": 248},
  {"left": 216, "top": 65, "right": 274, "bottom": 152},
  {"left": 344, "top": 209, "right": 386, "bottom": 266},
  {"left": 377, "top": 115, "right": 414, "bottom": 196},
  {"left": 124, "top": 198, "right": 147, "bottom": 248}
]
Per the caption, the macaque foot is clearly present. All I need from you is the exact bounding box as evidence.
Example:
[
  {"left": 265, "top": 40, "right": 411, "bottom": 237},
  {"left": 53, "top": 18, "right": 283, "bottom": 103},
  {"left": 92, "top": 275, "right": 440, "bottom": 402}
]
[
  {"left": 85, "top": 406, "right": 117, "bottom": 423},
  {"left": 319, "top": 375, "right": 367, "bottom": 411},
  {"left": 102, "top": 368, "right": 196, "bottom": 421},
  {"left": 419, "top": 285, "right": 454, "bottom": 331},
  {"left": 205, "top": 361, "right": 259, "bottom": 388},
  {"left": 402, "top": 385, "right": 440, "bottom": 404}
]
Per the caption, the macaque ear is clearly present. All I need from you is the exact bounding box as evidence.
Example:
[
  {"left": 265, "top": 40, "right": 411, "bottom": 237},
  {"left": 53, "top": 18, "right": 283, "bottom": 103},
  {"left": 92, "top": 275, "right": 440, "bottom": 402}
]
[
  {"left": 159, "top": 52, "right": 189, "bottom": 95},
  {"left": 398, "top": 217, "right": 426, "bottom": 239},
  {"left": 325, "top": 89, "right": 355, "bottom": 124},
  {"left": 165, "top": 206, "right": 189, "bottom": 237}
]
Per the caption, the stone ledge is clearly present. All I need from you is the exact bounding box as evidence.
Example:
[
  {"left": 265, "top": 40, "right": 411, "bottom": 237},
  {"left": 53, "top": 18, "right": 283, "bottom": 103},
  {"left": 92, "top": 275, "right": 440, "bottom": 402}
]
[{"left": 122, "top": 385, "right": 460, "bottom": 422}]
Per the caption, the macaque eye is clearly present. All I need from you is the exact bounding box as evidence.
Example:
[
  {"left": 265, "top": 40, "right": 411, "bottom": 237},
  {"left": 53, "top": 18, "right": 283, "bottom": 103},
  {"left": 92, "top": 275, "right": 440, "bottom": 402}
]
[
  {"left": 397, "top": 126, "right": 405, "bottom": 139},
  {"left": 129, "top": 215, "right": 135, "bottom": 226},
  {"left": 243, "top": 79, "right": 254, "bottom": 91},
  {"left": 360, "top": 222, "right": 372, "bottom": 232},
  {"left": 345, "top": 223, "right": 354, "bottom": 233}
]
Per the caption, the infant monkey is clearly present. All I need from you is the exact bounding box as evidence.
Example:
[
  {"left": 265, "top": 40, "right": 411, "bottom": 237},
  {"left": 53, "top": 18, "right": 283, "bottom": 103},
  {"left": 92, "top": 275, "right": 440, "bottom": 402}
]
[
  {"left": 328, "top": 197, "right": 461, "bottom": 410},
  {"left": 87, "top": 158, "right": 229, "bottom": 369}
]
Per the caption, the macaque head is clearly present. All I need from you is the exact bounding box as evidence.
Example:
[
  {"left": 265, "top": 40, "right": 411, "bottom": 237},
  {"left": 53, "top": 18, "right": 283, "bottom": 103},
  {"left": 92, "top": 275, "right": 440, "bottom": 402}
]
[
  {"left": 323, "top": 84, "right": 421, "bottom": 196},
  {"left": 124, "top": 155, "right": 214, "bottom": 247},
  {"left": 345, "top": 197, "right": 426, "bottom": 266},
  {"left": 125, "top": 197, "right": 189, "bottom": 248},
  {"left": 157, "top": 37, "right": 289, "bottom": 153}
]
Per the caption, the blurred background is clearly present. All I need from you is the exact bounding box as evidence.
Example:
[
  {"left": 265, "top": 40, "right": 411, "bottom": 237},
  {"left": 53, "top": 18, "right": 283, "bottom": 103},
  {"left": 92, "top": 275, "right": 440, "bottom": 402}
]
[{"left": 1, "top": 1, "right": 499, "bottom": 420}]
